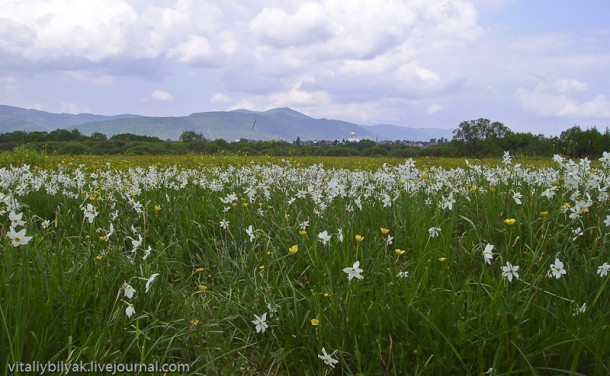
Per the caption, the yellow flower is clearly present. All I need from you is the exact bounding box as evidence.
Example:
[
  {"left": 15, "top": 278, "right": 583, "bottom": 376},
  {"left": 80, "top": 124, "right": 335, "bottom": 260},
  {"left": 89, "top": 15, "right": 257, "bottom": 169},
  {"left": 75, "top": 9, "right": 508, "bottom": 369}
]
[
  {"left": 231, "top": 202, "right": 238, "bottom": 207},
  {"left": 242, "top": 202, "right": 248, "bottom": 207},
  {"left": 284, "top": 213, "right": 290, "bottom": 219},
  {"left": 310, "top": 318, "right": 320, "bottom": 326},
  {"left": 439, "top": 257, "right": 447, "bottom": 262},
  {"left": 154, "top": 205, "right": 161, "bottom": 211},
  {"left": 98, "top": 235, "right": 107, "bottom": 242},
  {"left": 355, "top": 235, "right": 364, "bottom": 242},
  {"left": 289, "top": 244, "right": 298, "bottom": 254},
  {"left": 540, "top": 211, "right": 549, "bottom": 217},
  {"left": 299, "top": 230, "right": 307, "bottom": 236},
  {"left": 504, "top": 218, "right": 517, "bottom": 225},
  {"left": 191, "top": 318, "right": 200, "bottom": 326},
  {"left": 198, "top": 285, "right": 207, "bottom": 291},
  {"left": 195, "top": 267, "right": 204, "bottom": 272},
  {"left": 395, "top": 249, "right": 405, "bottom": 255},
  {"left": 471, "top": 186, "right": 478, "bottom": 193},
  {"left": 323, "top": 293, "right": 330, "bottom": 297},
  {"left": 95, "top": 255, "right": 103, "bottom": 261},
  {"left": 490, "top": 187, "right": 497, "bottom": 192},
  {"left": 380, "top": 227, "right": 390, "bottom": 235},
  {"left": 258, "top": 265, "right": 265, "bottom": 270},
  {"left": 563, "top": 203, "right": 571, "bottom": 209}
]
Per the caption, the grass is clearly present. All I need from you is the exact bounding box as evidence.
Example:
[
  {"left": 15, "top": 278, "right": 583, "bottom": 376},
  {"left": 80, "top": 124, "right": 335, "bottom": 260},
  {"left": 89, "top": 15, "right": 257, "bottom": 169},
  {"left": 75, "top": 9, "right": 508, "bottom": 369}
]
[{"left": 0, "top": 154, "right": 608, "bottom": 374}]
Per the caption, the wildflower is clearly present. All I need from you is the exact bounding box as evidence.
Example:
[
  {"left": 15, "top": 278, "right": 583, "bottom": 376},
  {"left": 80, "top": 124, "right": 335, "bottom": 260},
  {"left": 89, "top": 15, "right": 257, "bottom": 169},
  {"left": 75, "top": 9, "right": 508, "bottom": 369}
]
[
  {"left": 503, "top": 151, "right": 513, "bottom": 165},
  {"left": 318, "top": 348, "right": 339, "bottom": 368},
  {"left": 343, "top": 261, "right": 364, "bottom": 281},
  {"left": 439, "top": 257, "right": 447, "bottom": 262},
  {"left": 258, "top": 265, "right": 265, "bottom": 270},
  {"left": 337, "top": 228, "right": 344, "bottom": 242},
  {"left": 504, "top": 218, "right": 517, "bottom": 226},
  {"left": 604, "top": 215, "right": 610, "bottom": 227},
  {"left": 299, "top": 220, "right": 309, "bottom": 230},
  {"left": 7, "top": 227, "right": 32, "bottom": 247},
  {"left": 289, "top": 244, "right": 298, "bottom": 254},
  {"left": 310, "top": 318, "right": 319, "bottom": 326},
  {"left": 318, "top": 230, "right": 331, "bottom": 245},
  {"left": 267, "top": 303, "right": 278, "bottom": 318},
  {"left": 95, "top": 255, "right": 103, "bottom": 261},
  {"left": 597, "top": 262, "right": 610, "bottom": 277},
  {"left": 380, "top": 227, "right": 390, "bottom": 235},
  {"left": 501, "top": 262, "right": 520, "bottom": 282},
  {"left": 9, "top": 211, "right": 25, "bottom": 227},
  {"left": 191, "top": 318, "right": 200, "bottom": 325},
  {"left": 82, "top": 204, "right": 98, "bottom": 223},
  {"left": 396, "top": 271, "right": 409, "bottom": 278},
  {"left": 395, "top": 249, "right": 405, "bottom": 255},
  {"left": 573, "top": 302, "right": 587, "bottom": 316},
  {"left": 195, "top": 267, "right": 204, "bottom": 272},
  {"left": 99, "top": 235, "right": 107, "bottom": 242},
  {"left": 142, "top": 246, "right": 152, "bottom": 260},
  {"left": 549, "top": 258, "right": 567, "bottom": 279},
  {"left": 198, "top": 285, "right": 207, "bottom": 291},
  {"left": 482, "top": 244, "right": 494, "bottom": 265},
  {"left": 252, "top": 313, "right": 268, "bottom": 333},
  {"left": 299, "top": 230, "right": 307, "bottom": 236},
  {"left": 41, "top": 219, "right": 50, "bottom": 229},
  {"left": 219, "top": 219, "right": 229, "bottom": 229},
  {"left": 154, "top": 205, "right": 161, "bottom": 212},
  {"left": 428, "top": 227, "right": 441, "bottom": 238},
  {"left": 122, "top": 282, "right": 137, "bottom": 299},
  {"left": 540, "top": 211, "right": 549, "bottom": 217},
  {"left": 513, "top": 191, "right": 523, "bottom": 205},
  {"left": 130, "top": 234, "right": 142, "bottom": 253},
  {"left": 441, "top": 192, "right": 455, "bottom": 210},
  {"left": 571, "top": 227, "right": 583, "bottom": 241},
  {"left": 386, "top": 235, "right": 394, "bottom": 245},
  {"left": 355, "top": 234, "right": 364, "bottom": 242},
  {"left": 125, "top": 304, "right": 136, "bottom": 318},
  {"left": 145, "top": 273, "right": 159, "bottom": 293},
  {"left": 245, "top": 225, "right": 256, "bottom": 242}
]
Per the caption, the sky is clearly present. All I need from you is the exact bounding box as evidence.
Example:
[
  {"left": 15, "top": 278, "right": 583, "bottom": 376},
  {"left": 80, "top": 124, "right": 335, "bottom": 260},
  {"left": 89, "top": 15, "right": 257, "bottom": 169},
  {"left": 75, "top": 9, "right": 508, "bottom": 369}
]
[{"left": 1, "top": 0, "right": 609, "bottom": 136}]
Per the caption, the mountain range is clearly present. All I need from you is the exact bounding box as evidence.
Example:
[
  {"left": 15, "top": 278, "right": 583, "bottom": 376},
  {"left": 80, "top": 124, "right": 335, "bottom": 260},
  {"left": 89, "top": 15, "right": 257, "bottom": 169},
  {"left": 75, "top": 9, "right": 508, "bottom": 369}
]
[{"left": 0, "top": 104, "right": 453, "bottom": 142}]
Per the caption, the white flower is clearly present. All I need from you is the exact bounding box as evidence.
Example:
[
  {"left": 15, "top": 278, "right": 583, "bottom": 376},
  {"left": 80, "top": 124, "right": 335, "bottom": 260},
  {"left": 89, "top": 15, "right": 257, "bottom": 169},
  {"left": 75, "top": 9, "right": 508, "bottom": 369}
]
[
  {"left": 130, "top": 234, "right": 142, "bottom": 253},
  {"left": 252, "top": 313, "right": 268, "bottom": 333},
  {"left": 318, "top": 348, "right": 339, "bottom": 368},
  {"left": 604, "top": 215, "right": 610, "bottom": 227},
  {"left": 145, "top": 273, "right": 159, "bottom": 293},
  {"left": 219, "top": 219, "right": 229, "bottom": 229},
  {"left": 122, "top": 282, "right": 137, "bottom": 299},
  {"left": 513, "top": 191, "right": 522, "bottom": 205},
  {"left": 549, "top": 258, "right": 567, "bottom": 279},
  {"left": 7, "top": 226, "right": 32, "bottom": 247},
  {"left": 318, "top": 230, "right": 331, "bottom": 245},
  {"left": 267, "top": 303, "right": 278, "bottom": 318},
  {"left": 482, "top": 244, "right": 494, "bottom": 265},
  {"left": 125, "top": 304, "right": 136, "bottom": 318},
  {"left": 299, "top": 220, "right": 309, "bottom": 230},
  {"left": 82, "top": 204, "right": 98, "bottom": 223},
  {"left": 396, "top": 271, "right": 409, "bottom": 278},
  {"left": 9, "top": 211, "right": 26, "bottom": 228},
  {"left": 441, "top": 192, "right": 455, "bottom": 211},
  {"left": 245, "top": 225, "right": 256, "bottom": 242},
  {"left": 386, "top": 234, "right": 394, "bottom": 245},
  {"left": 502, "top": 151, "right": 513, "bottom": 165},
  {"left": 597, "top": 262, "right": 610, "bottom": 277},
  {"left": 501, "top": 262, "right": 520, "bottom": 282},
  {"left": 142, "top": 246, "right": 152, "bottom": 260},
  {"left": 428, "top": 227, "right": 441, "bottom": 238},
  {"left": 343, "top": 261, "right": 363, "bottom": 281},
  {"left": 571, "top": 227, "right": 583, "bottom": 241},
  {"left": 41, "top": 219, "right": 50, "bottom": 229},
  {"left": 573, "top": 302, "right": 587, "bottom": 316}
]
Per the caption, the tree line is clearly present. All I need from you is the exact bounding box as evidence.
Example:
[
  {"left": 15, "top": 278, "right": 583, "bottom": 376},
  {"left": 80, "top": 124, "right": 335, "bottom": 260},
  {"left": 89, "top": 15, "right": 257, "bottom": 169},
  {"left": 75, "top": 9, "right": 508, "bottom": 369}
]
[{"left": 0, "top": 120, "right": 608, "bottom": 158}]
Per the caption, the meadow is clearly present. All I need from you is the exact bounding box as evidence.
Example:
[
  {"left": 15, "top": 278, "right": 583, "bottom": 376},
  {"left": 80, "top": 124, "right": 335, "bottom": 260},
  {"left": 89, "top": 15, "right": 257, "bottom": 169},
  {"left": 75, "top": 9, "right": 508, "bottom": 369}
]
[{"left": 0, "top": 152, "right": 608, "bottom": 375}]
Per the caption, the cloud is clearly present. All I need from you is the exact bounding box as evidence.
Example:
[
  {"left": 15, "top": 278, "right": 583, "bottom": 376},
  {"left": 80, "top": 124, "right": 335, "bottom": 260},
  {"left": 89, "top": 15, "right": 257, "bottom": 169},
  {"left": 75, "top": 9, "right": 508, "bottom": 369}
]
[
  {"left": 515, "top": 80, "right": 610, "bottom": 118},
  {"left": 427, "top": 103, "right": 443, "bottom": 114},
  {"left": 210, "top": 93, "right": 230, "bottom": 103},
  {"left": 151, "top": 90, "right": 173, "bottom": 101}
]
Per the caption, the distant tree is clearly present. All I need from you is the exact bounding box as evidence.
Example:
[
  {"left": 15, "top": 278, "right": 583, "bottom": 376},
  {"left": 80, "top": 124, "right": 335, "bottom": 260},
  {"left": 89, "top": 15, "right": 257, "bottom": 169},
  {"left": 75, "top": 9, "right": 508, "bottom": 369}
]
[
  {"left": 295, "top": 136, "right": 301, "bottom": 146},
  {"left": 452, "top": 118, "right": 512, "bottom": 158},
  {"left": 179, "top": 130, "right": 204, "bottom": 143},
  {"left": 90, "top": 132, "right": 107, "bottom": 141}
]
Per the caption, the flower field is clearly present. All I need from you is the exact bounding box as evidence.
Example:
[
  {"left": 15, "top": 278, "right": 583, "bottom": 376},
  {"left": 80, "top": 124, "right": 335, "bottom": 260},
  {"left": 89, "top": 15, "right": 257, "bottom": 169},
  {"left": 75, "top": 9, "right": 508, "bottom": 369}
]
[{"left": 0, "top": 152, "right": 609, "bottom": 375}]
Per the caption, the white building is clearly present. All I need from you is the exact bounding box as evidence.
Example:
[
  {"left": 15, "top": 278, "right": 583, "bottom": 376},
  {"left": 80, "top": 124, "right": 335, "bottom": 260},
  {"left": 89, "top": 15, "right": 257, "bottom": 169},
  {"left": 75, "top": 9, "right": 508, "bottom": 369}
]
[{"left": 347, "top": 131, "right": 360, "bottom": 142}]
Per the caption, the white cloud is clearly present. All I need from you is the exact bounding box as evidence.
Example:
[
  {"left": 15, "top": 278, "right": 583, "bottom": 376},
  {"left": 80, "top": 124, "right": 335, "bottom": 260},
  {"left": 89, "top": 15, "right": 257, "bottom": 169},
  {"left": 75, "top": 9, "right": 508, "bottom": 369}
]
[
  {"left": 60, "top": 101, "right": 89, "bottom": 114},
  {"left": 515, "top": 81, "right": 610, "bottom": 118},
  {"left": 211, "top": 93, "right": 230, "bottom": 103},
  {"left": 151, "top": 90, "right": 173, "bottom": 101},
  {"left": 427, "top": 103, "right": 443, "bottom": 114}
]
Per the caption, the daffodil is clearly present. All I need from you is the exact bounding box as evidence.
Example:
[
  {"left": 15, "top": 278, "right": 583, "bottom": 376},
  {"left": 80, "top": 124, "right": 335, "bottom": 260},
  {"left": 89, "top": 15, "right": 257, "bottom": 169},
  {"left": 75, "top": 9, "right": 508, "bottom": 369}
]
[
  {"left": 122, "top": 282, "right": 137, "bottom": 299},
  {"left": 501, "top": 262, "right": 520, "bottom": 282},
  {"left": 252, "top": 313, "right": 268, "bottom": 333},
  {"left": 318, "top": 348, "right": 339, "bottom": 368},
  {"left": 343, "top": 261, "right": 363, "bottom": 280},
  {"left": 318, "top": 230, "right": 331, "bottom": 245},
  {"left": 482, "top": 243, "right": 494, "bottom": 265},
  {"left": 125, "top": 304, "right": 136, "bottom": 318},
  {"left": 596, "top": 262, "right": 609, "bottom": 277},
  {"left": 549, "top": 258, "right": 567, "bottom": 279},
  {"left": 145, "top": 273, "right": 159, "bottom": 293},
  {"left": 7, "top": 227, "right": 32, "bottom": 247}
]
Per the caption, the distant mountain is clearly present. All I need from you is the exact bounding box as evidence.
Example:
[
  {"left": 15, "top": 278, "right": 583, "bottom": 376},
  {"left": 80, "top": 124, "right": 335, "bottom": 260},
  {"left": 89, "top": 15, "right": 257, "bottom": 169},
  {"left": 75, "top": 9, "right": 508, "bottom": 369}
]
[
  {"left": 0, "top": 104, "right": 141, "bottom": 133},
  {"left": 0, "top": 104, "right": 453, "bottom": 142}
]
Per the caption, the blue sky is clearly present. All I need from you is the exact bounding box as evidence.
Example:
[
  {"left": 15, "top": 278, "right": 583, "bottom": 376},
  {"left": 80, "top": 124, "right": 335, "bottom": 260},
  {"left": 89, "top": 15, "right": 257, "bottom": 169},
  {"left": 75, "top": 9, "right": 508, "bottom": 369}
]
[{"left": 1, "top": 0, "right": 609, "bottom": 136}]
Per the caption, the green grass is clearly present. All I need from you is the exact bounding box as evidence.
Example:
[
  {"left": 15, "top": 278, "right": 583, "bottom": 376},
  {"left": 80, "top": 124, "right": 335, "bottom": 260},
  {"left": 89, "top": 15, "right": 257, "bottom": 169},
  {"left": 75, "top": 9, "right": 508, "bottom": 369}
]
[{"left": 0, "top": 155, "right": 609, "bottom": 375}]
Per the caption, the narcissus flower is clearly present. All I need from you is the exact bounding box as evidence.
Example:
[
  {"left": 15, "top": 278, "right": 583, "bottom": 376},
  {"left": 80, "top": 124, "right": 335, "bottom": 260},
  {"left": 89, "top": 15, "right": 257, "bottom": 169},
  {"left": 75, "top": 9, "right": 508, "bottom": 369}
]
[
  {"left": 125, "top": 304, "right": 136, "bottom": 318},
  {"left": 343, "top": 261, "right": 363, "bottom": 280},
  {"left": 549, "top": 258, "right": 567, "bottom": 279},
  {"left": 318, "top": 348, "right": 339, "bottom": 368},
  {"left": 145, "top": 273, "right": 159, "bottom": 293},
  {"left": 252, "top": 313, "right": 268, "bottom": 333},
  {"left": 318, "top": 230, "right": 331, "bottom": 245},
  {"left": 122, "top": 282, "right": 136, "bottom": 299},
  {"left": 482, "top": 244, "right": 494, "bottom": 265},
  {"left": 501, "top": 262, "right": 520, "bottom": 282},
  {"left": 7, "top": 227, "right": 32, "bottom": 247}
]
